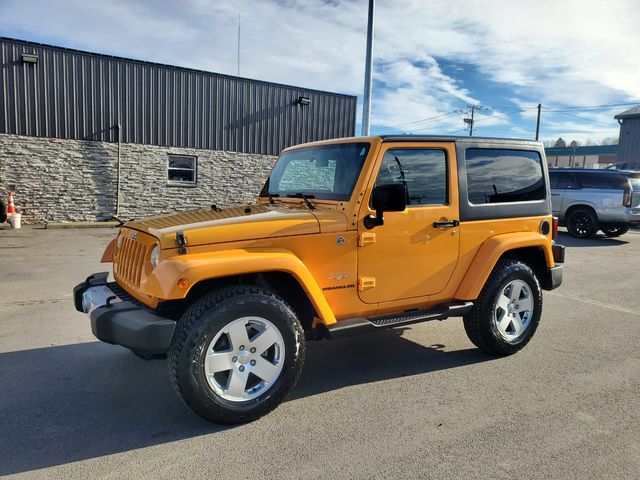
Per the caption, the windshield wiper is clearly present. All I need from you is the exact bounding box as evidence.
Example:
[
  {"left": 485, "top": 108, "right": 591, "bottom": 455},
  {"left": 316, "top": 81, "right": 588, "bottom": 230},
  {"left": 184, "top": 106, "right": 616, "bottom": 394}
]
[{"left": 286, "top": 193, "right": 316, "bottom": 210}]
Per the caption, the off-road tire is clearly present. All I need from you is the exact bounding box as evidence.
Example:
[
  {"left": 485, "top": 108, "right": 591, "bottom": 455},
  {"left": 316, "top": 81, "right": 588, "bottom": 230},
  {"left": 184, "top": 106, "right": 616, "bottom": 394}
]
[
  {"left": 601, "top": 224, "right": 630, "bottom": 237},
  {"left": 168, "top": 285, "right": 305, "bottom": 424},
  {"left": 463, "top": 259, "right": 542, "bottom": 355},
  {"left": 566, "top": 208, "right": 598, "bottom": 238}
]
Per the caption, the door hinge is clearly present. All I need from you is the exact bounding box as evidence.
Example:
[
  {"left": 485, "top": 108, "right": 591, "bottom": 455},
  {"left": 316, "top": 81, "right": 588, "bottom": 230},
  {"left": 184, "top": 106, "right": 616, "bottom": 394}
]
[
  {"left": 358, "top": 276, "right": 376, "bottom": 291},
  {"left": 358, "top": 232, "right": 376, "bottom": 247}
]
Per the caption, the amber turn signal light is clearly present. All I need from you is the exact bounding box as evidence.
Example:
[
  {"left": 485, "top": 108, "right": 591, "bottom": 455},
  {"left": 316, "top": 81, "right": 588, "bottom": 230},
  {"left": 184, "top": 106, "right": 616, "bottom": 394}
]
[{"left": 177, "top": 278, "right": 190, "bottom": 290}]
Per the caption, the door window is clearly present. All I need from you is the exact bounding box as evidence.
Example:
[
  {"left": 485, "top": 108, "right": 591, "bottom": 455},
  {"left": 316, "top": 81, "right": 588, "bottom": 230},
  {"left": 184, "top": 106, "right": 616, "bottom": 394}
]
[{"left": 374, "top": 149, "right": 448, "bottom": 206}]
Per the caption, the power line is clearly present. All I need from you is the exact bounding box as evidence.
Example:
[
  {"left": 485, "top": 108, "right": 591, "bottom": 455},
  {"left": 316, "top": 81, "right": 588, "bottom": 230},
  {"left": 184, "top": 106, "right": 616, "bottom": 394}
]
[
  {"left": 544, "top": 129, "right": 617, "bottom": 134},
  {"left": 545, "top": 102, "right": 638, "bottom": 111},
  {"left": 484, "top": 104, "right": 539, "bottom": 111},
  {"left": 399, "top": 113, "right": 465, "bottom": 133},
  {"left": 389, "top": 110, "right": 463, "bottom": 129},
  {"left": 543, "top": 109, "right": 617, "bottom": 127},
  {"left": 381, "top": 100, "right": 635, "bottom": 135},
  {"left": 486, "top": 102, "right": 638, "bottom": 111}
]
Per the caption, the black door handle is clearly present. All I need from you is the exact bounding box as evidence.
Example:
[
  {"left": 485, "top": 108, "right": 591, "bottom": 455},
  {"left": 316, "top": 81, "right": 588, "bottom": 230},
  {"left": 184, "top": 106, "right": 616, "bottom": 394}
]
[{"left": 433, "top": 220, "right": 460, "bottom": 228}]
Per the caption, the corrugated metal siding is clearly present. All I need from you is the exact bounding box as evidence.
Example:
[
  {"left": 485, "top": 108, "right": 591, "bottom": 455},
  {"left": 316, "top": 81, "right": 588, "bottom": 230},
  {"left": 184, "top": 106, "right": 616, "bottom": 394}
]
[
  {"left": 0, "top": 37, "right": 357, "bottom": 156},
  {"left": 617, "top": 118, "right": 640, "bottom": 162}
]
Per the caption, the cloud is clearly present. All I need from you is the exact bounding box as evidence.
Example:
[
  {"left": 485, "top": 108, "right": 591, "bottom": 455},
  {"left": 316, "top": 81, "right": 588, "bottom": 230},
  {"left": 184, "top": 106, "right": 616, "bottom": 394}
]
[{"left": 1, "top": 0, "right": 638, "bottom": 139}]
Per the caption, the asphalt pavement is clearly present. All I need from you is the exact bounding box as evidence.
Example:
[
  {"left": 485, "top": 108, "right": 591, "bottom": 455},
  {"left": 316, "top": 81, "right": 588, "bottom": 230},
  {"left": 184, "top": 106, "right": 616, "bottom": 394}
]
[{"left": 0, "top": 226, "right": 639, "bottom": 479}]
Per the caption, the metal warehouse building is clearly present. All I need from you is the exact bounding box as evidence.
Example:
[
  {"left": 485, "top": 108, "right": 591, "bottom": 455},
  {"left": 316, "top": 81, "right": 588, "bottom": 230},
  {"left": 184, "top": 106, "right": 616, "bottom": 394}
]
[
  {"left": 0, "top": 37, "right": 357, "bottom": 222},
  {"left": 615, "top": 106, "right": 640, "bottom": 163}
]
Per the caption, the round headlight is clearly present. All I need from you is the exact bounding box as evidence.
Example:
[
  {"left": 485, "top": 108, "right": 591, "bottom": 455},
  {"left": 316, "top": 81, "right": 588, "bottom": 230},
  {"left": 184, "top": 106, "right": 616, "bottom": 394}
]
[{"left": 150, "top": 245, "right": 160, "bottom": 268}]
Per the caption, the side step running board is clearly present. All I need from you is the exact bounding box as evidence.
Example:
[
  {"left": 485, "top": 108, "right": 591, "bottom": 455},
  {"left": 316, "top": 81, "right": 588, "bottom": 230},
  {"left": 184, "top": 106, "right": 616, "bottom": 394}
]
[{"left": 324, "top": 301, "right": 473, "bottom": 340}]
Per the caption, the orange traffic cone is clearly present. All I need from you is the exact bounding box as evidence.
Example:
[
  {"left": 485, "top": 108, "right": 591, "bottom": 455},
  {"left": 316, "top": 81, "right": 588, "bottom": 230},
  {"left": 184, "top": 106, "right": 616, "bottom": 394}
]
[{"left": 7, "top": 192, "right": 16, "bottom": 214}]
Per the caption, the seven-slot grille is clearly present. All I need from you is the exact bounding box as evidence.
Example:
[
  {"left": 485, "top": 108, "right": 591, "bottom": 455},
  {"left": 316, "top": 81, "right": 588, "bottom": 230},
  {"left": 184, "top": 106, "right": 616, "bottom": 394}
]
[{"left": 115, "top": 234, "right": 147, "bottom": 288}]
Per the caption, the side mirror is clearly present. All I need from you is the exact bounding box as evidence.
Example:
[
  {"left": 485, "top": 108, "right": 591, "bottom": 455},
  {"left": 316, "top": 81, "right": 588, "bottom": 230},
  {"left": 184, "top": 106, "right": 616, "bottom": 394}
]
[{"left": 364, "top": 183, "right": 407, "bottom": 229}]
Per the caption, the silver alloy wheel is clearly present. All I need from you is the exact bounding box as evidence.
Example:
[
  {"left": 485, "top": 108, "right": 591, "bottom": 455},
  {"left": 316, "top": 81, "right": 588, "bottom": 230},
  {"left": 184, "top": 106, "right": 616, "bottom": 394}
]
[
  {"left": 493, "top": 280, "right": 534, "bottom": 341},
  {"left": 204, "top": 316, "right": 285, "bottom": 402}
]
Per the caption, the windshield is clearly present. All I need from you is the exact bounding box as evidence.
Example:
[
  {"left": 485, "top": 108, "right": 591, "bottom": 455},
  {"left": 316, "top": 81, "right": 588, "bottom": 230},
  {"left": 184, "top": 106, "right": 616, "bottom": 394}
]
[{"left": 261, "top": 143, "right": 370, "bottom": 201}]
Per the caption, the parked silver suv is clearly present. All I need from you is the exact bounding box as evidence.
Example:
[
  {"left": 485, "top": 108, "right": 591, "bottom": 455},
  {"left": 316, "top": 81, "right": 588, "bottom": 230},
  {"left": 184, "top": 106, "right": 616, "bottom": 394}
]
[{"left": 549, "top": 168, "right": 639, "bottom": 238}]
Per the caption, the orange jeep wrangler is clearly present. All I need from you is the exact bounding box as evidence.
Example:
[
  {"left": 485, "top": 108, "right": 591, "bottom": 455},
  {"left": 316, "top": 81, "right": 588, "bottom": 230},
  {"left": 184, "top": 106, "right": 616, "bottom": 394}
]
[{"left": 74, "top": 136, "right": 564, "bottom": 423}]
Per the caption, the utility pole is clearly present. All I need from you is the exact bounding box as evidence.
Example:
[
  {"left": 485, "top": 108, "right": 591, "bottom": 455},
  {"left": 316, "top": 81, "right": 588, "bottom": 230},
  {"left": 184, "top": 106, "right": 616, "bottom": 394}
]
[
  {"left": 462, "top": 105, "right": 487, "bottom": 137},
  {"left": 535, "top": 103, "right": 541, "bottom": 140},
  {"left": 361, "top": 0, "right": 375, "bottom": 136},
  {"left": 464, "top": 105, "right": 483, "bottom": 136},
  {"left": 237, "top": 13, "right": 241, "bottom": 77}
]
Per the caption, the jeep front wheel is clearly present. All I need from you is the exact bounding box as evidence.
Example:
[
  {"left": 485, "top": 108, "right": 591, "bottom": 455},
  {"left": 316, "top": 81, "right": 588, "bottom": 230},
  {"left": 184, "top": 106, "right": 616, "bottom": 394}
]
[
  {"left": 463, "top": 259, "right": 542, "bottom": 355},
  {"left": 168, "top": 286, "right": 305, "bottom": 424}
]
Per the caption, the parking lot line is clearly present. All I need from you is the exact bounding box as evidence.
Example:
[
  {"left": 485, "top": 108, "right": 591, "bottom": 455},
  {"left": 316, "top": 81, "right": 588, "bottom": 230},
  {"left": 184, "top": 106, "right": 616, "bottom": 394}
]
[{"left": 547, "top": 291, "right": 640, "bottom": 316}]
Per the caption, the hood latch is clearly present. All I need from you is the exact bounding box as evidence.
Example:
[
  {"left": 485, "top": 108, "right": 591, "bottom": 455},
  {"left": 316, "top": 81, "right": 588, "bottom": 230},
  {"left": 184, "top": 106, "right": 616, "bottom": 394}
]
[{"left": 176, "top": 231, "right": 188, "bottom": 255}]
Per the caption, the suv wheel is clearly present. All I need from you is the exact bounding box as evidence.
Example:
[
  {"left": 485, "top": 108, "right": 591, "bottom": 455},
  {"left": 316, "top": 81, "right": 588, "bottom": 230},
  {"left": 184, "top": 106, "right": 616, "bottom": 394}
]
[
  {"left": 566, "top": 208, "right": 598, "bottom": 238},
  {"left": 168, "top": 286, "right": 305, "bottom": 424},
  {"left": 463, "top": 259, "right": 542, "bottom": 355},
  {"left": 601, "top": 224, "right": 630, "bottom": 237}
]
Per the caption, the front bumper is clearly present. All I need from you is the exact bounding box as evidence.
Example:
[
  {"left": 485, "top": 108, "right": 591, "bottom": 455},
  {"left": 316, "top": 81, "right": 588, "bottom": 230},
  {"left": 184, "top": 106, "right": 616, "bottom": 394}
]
[{"left": 73, "top": 272, "right": 175, "bottom": 355}]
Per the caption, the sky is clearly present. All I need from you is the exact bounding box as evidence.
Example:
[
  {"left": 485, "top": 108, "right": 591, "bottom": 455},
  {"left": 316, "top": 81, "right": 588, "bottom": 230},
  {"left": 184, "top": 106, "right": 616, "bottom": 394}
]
[{"left": 1, "top": 0, "right": 639, "bottom": 145}]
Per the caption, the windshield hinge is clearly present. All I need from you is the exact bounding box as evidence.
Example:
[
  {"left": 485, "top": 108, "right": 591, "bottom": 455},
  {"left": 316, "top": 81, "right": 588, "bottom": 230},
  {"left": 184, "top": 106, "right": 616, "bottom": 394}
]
[{"left": 176, "top": 231, "right": 188, "bottom": 255}]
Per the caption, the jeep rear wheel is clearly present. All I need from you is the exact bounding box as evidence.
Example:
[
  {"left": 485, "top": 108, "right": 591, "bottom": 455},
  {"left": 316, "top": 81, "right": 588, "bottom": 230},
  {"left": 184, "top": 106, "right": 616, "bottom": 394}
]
[
  {"left": 463, "top": 259, "right": 542, "bottom": 355},
  {"left": 168, "top": 286, "right": 305, "bottom": 424},
  {"left": 566, "top": 208, "right": 598, "bottom": 238}
]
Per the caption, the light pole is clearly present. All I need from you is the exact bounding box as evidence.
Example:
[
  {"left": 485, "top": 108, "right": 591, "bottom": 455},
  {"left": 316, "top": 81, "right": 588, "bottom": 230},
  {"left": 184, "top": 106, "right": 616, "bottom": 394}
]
[{"left": 361, "top": 0, "right": 375, "bottom": 136}]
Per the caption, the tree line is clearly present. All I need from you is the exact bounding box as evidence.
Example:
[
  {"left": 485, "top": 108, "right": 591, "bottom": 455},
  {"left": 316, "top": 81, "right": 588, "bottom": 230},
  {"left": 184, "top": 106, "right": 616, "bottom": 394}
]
[{"left": 544, "top": 137, "right": 618, "bottom": 148}]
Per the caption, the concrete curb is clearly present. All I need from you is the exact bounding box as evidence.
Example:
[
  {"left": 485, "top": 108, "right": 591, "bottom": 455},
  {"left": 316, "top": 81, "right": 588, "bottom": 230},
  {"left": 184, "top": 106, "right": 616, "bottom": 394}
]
[
  {"left": 0, "top": 223, "right": 11, "bottom": 230},
  {"left": 44, "top": 221, "right": 120, "bottom": 229}
]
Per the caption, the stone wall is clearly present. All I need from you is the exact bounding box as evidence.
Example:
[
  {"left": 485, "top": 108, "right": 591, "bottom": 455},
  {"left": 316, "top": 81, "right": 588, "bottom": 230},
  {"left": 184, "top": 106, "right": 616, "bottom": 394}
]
[{"left": 0, "top": 133, "right": 277, "bottom": 223}]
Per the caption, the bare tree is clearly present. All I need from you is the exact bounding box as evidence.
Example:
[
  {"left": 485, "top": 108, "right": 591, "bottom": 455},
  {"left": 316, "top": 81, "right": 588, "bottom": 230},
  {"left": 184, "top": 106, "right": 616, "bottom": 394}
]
[
  {"left": 600, "top": 136, "right": 619, "bottom": 145},
  {"left": 569, "top": 140, "right": 580, "bottom": 148}
]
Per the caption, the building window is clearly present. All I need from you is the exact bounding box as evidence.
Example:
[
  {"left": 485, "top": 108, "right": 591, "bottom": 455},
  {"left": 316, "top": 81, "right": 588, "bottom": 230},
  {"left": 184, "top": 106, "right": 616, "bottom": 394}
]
[
  {"left": 167, "top": 155, "right": 197, "bottom": 186},
  {"left": 466, "top": 149, "right": 545, "bottom": 204}
]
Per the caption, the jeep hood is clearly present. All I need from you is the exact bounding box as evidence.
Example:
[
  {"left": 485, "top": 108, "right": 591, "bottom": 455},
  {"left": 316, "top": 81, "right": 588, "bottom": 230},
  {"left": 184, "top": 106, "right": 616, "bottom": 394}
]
[{"left": 125, "top": 204, "right": 347, "bottom": 249}]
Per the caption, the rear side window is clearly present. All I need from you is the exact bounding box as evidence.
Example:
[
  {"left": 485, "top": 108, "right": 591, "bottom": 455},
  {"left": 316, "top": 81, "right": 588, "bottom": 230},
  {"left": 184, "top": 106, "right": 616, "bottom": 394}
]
[
  {"left": 575, "top": 173, "right": 627, "bottom": 189},
  {"left": 466, "top": 149, "right": 545, "bottom": 204}
]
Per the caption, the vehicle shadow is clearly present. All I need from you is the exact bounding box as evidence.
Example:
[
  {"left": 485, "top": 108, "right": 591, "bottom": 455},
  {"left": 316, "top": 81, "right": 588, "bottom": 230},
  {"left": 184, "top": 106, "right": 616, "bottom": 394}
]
[
  {"left": 0, "top": 329, "right": 490, "bottom": 475},
  {"left": 292, "top": 328, "right": 488, "bottom": 400},
  {"left": 557, "top": 231, "right": 629, "bottom": 247}
]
